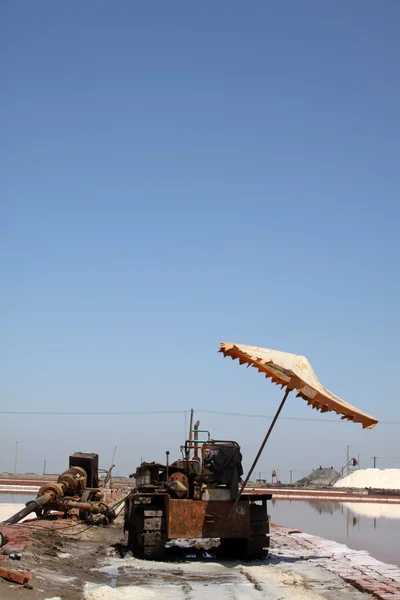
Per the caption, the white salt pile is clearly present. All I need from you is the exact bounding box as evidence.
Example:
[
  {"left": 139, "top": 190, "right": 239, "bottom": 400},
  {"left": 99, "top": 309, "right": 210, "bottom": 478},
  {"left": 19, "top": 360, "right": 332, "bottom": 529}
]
[{"left": 334, "top": 468, "right": 400, "bottom": 490}]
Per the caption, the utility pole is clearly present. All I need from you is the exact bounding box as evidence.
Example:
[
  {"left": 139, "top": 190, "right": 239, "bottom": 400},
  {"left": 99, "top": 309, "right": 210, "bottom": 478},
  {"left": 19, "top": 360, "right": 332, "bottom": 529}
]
[
  {"left": 373, "top": 456, "right": 377, "bottom": 468},
  {"left": 290, "top": 470, "right": 293, "bottom": 485},
  {"left": 14, "top": 441, "right": 18, "bottom": 476},
  {"left": 43, "top": 460, "right": 47, "bottom": 475}
]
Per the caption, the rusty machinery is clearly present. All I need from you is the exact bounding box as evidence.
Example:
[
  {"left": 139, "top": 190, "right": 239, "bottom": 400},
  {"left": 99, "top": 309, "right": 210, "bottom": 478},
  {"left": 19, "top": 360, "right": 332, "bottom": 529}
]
[
  {"left": 0, "top": 453, "right": 115, "bottom": 540},
  {"left": 124, "top": 419, "right": 271, "bottom": 561}
]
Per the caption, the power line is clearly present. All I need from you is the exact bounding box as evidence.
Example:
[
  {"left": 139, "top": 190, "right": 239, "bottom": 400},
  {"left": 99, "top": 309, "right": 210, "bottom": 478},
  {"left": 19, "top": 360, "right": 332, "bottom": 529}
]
[
  {"left": 197, "top": 409, "right": 339, "bottom": 421},
  {"left": 372, "top": 457, "right": 400, "bottom": 460},
  {"left": 0, "top": 407, "right": 398, "bottom": 424},
  {"left": 0, "top": 410, "right": 188, "bottom": 416},
  {"left": 196, "top": 409, "right": 400, "bottom": 425}
]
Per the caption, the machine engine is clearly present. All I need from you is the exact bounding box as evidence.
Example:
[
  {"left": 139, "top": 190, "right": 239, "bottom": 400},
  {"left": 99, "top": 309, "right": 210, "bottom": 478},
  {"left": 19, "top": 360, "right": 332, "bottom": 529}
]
[{"left": 203, "top": 443, "right": 243, "bottom": 499}]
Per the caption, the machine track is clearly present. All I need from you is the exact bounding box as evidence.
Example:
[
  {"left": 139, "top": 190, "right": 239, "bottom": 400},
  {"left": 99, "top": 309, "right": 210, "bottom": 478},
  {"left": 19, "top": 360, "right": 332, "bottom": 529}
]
[
  {"left": 128, "top": 504, "right": 167, "bottom": 560},
  {"left": 218, "top": 503, "right": 270, "bottom": 560}
]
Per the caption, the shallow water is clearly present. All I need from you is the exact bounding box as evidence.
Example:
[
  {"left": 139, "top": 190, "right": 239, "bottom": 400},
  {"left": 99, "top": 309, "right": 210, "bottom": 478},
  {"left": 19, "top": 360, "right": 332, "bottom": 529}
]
[
  {"left": 270, "top": 499, "right": 400, "bottom": 567},
  {"left": 0, "top": 494, "right": 35, "bottom": 504}
]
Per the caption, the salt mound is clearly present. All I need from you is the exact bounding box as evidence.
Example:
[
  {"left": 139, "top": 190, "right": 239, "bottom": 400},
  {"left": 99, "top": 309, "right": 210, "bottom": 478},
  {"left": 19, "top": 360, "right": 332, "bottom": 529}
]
[
  {"left": 296, "top": 467, "right": 340, "bottom": 486},
  {"left": 334, "top": 468, "right": 400, "bottom": 490}
]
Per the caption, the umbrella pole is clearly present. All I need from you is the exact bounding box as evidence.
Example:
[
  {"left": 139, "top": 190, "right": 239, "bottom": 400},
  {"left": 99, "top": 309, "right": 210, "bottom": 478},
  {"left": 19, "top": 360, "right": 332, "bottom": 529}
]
[{"left": 229, "top": 387, "right": 291, "bottom": 518}]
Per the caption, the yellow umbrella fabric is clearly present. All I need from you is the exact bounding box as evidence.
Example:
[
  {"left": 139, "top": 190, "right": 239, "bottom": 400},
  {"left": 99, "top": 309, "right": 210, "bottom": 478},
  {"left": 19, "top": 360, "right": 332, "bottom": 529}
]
[{"left": 219, "top": 342, "right": 378, "bottom": 429}]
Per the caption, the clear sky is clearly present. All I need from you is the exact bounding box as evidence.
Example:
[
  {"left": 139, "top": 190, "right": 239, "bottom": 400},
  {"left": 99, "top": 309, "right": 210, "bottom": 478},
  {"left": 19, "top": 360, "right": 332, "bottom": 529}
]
[{"left": 2, "top": 1, "right": 399, "bottom": 479}]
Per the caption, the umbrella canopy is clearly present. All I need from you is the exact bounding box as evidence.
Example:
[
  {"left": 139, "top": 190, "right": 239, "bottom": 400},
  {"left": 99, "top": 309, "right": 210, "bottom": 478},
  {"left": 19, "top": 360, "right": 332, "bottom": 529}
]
[{"left": 219, "top": 342, "right": 378, "bottom": 429}]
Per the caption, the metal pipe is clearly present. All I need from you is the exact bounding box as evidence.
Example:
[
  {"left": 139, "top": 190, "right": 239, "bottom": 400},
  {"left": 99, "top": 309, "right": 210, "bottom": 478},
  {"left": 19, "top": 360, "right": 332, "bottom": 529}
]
[
  {"left": 166, "top": 450, "right": 170, "bottom": 480},
  {"left": 193, "top": 420, "right": 200, "bottom": 459},
  {"left": 187, "top": 409, "right": 194, "bottom": 458},
  {"left": 228, "top": 388, "right": 291, "bottom": 518},
  {"left": 62, "top": 500, "right": 115, "bottom": 521},
  {"left": 192, "top": 429, "right": 211, "bottom": 439},
  {"left": 0, "top": 493, "right": 53, "bottom": 527},
  {"left": 63, "top": 500, "right": 103, "bottom": 512}
]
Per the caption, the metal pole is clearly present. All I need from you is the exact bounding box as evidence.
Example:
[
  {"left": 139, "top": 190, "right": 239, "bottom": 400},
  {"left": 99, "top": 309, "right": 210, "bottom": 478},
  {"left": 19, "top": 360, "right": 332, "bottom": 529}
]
[
  {"left": 189, "top": 409, "right": 194, "bottom": 442},
  {"left": 14, "top": 441, "right": 18, "bottom": 476},
  {"left": 105, "top": 446, "right": 117, "bottom": 501},
  {"left": 373, "top": 456, "right": 377, "bottom": 468},
  {"left": 187, "top": 409, "right": 194, "bottom": 459},
  {"left": 229, "top": 388, "right": 290, "bottom": 518},
  {"left": 290, "top": 470, "right": 293, "bottom": 485},
  {"left": 111, "top": 446, "right": 117, "bottom": 470},
  {"left": 193, "top": 421, "right": 200, "bottom": 459},
  {"left": 43, "top": 460, "right": 46, "bottom": 475}
]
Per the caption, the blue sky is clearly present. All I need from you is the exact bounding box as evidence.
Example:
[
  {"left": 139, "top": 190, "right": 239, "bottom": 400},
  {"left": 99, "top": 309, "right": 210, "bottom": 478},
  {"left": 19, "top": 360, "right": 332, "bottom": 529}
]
[{"left": 2, "top": 1, "right": 399, "bottom": 477}]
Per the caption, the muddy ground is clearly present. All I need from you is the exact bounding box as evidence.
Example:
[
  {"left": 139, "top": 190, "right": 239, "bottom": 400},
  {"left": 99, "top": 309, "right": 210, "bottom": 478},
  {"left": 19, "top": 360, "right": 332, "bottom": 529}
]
[{"left": 0, "top": 516, "right": 372, "bottom": 600}]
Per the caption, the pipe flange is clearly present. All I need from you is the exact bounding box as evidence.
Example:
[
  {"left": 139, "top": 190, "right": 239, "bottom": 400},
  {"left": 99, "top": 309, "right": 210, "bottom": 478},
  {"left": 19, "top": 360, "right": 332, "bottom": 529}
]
[
  {"left": 38, "top": 482, "right": 64, "bottom": 500},
  {"left": 58, "top": 467, "right": 87, "bottom": 495}
]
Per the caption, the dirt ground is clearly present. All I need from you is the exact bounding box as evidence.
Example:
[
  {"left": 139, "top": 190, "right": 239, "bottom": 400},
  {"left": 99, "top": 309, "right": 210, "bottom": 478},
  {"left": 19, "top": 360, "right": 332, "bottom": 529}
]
[
  {"left": 0, "top": 516, "right": 373, "bottom": 600},
  {"left": 0, "top": 518, "right": 122, "bottom": 599}
]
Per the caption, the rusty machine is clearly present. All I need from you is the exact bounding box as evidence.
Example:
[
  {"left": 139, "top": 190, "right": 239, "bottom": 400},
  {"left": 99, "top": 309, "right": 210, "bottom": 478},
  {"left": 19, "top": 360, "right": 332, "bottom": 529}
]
[
  {"left": 124, "top": 421, "right": 271, "bottom": 561},
  {"left": 0, "top": 453, "right": 115, "bottom": 537}
]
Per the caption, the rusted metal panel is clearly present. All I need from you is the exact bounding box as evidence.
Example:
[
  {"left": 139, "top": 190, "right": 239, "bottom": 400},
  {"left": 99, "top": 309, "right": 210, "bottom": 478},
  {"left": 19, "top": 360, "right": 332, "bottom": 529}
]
[{"left": 167, "top": 499, "right": 250, "bottom": 539}]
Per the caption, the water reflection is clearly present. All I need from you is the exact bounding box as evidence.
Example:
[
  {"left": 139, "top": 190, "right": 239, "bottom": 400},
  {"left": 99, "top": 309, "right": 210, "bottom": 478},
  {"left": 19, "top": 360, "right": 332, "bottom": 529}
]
[
  {"left": 270, "top": 498, "right": 400, "bottom": 567},
  {"left": 341, "top": 502, "right": 400, "bottom": 520},
  {"left": 305, "top": 499, "right": 400, "bottom": 536},
  {"left": 306, "top": 501, "right": 341, "bottom": 515}
]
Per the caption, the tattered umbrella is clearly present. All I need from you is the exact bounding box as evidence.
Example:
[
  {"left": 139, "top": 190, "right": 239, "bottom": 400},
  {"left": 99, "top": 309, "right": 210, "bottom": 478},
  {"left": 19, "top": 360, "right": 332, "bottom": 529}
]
[
  {"left": 219, "top": 342, "right": 377, "bottom": 429},
  {"left": 219, "top": 342, "right": 378, "bottom": 513}
]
